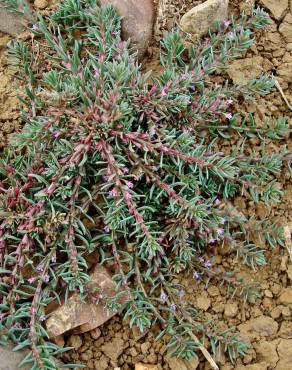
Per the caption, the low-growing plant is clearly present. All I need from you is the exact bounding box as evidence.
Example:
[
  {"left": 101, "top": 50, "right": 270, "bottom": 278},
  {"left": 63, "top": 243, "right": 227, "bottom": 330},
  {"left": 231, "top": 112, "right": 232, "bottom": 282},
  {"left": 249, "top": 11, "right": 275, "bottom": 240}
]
[{"left": 0, "top": 1, "right": 289, "bottom": 369}]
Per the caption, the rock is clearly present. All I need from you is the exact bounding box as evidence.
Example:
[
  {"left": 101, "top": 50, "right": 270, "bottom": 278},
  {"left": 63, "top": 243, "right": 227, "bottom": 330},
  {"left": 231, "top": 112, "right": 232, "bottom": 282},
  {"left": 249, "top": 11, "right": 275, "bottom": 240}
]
[
  {"left": 99, "top": 0, "right": 154, "bottom": 57},
  {"left": 239, "top": 316, "right": 278, "bottom": 341},
  {"left": 67, "top": 335, "right": 83, "bottom": 350},
  {"left": 260, "top": 0, "right": 288, "bottom": 20},
  {"left": 287, "top": 264, "right": 292, "bottom": 280},
  {"left": 279, "top": 321, "right": 292, "bottom": 338},
  {"left": 0, "top": 6, "right": 27, "bottom": 36},
  {"left": 254, "top": 340, "right": 279, "bottom": 368},
  {"left": 228, "top": 56, "right": 265, "bottom": 85},
  {"left": 279, "top": 14, "right": 292, "bottom": 43},
  {"left": 141, "top": 342, "right": 151, "bottom": 355},
  {"left": 46, "top": 265, "right": 127, "bottom": 337},
  {"left": 165, "top": 355, "right": 199, "bottom": 370},
  {"left": 279, "top": 288, "right": 292, "bottom": 305},
  {"left": 235, "top": 363, "right": 269, "bottom": 370},
  {"left": 101, "top": 337, "right": 124, "bottom": 360},
  {"left": 0, "top": 343, "right": 30, "bottom": 370},
  {"left": 275, "top": 339, "right": 292, "bottom": 370},
  {"left": 277, "top": 62, "right": 292, "bottom": 80},
  {"left": 196, "top": 295, "right": 211, "bottom": 311},
  {"left": 135, "top": 364, "right": 159, "bottom": 370},
  {"left": 90, "top": 327, "right": 102, "bottom": 340},
  {"left": 94, "top": 355, "right": 109, "bottom": 370},
  {"left": 224, "top": 302, "right": 238, "bottom": 318},
  {"left": 180, "top": 0, "right": 229, "bottom": 39},
  {"left": 34, "top": 0, "right": 48, "bottom": 9}
]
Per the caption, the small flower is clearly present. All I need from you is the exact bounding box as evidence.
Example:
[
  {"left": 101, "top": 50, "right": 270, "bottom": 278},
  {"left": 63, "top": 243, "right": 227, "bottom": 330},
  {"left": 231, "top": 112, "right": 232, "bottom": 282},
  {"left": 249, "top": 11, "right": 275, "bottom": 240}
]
[
  {"left": 225, "top": 112, "right": 233, "bottom": 120},
  {"left": 216, "top": 227, "right": 224, "bottom": 236},
  {"left": 178, "top": 291, "right": 185, "bottom": 300},
  {"left": 39, "top": 315, "right": 46, "bottom": 322},
  {"left": 36, "top": 264, "right": 43, "bottom": 273},
  {"left": 215, "top": 198, "right": 221, "bottom": 205},
  {"left": 104, "top": 225, "right": 111, "bottom": 233},
  {"left": 51, "top": 256, "right": 56, "bottom": 263},
  {"left": 226, "top": 98, "right": 233, "bottom": 106},
  {"left": 27, "top": 277, "right": 35, "bottom": 284},
  {"left": 193, "top": 271, "right": 201, "bottom": 280},
  {"left": 204, "top": 260, "right": 212, "bottom": 269},
  {"left": 52, "top": 131, "right": 61, "bottom": 138},
  {"left": 169, "top": 303, "right": 177, "bottom": 312},
  {"left": 43, "top": 275, "right": 50, "bottom": 283},
  {"left": 220, "top": 218, "right": 226, "bottom": 225},
  {"left": 223, "top": 19, "right": 231, "bottom": 27},
  {"left": 109, "top": 188, "right": 118, "bottom": 198},
  {"left": 160, "top": 291, "right": 168, "bottom": 302},
  {"left": 32, "top": 24, "right": 38, "bottom": 31},
  {"left": 209, "top": 237, "right": 216, "bottom": 244},
  {"left": 199, "top": 256, "right": 205, "bottom": 263},
  {"left": 127, "top": 181, "right": 134, "bottom": 189},
  {"left": 228, "top": 32, "right": 236, "bottom": 40},
  {"left": 123, "top": 167, "right": 129, "bottom": 174}
]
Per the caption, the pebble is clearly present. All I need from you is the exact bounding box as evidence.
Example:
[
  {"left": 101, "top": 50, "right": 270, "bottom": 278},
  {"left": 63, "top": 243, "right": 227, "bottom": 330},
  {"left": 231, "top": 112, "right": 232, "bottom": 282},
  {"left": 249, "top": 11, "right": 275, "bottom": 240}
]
[{"left": 34, "top": 0, "right": 48, "bottom": 9}]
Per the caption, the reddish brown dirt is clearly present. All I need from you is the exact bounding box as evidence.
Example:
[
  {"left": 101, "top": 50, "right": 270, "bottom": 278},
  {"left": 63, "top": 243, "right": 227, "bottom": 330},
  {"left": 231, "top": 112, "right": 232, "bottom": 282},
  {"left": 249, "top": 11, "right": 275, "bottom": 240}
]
[{"left": 0, "top": 0, "right": 291, "bottom": 369}]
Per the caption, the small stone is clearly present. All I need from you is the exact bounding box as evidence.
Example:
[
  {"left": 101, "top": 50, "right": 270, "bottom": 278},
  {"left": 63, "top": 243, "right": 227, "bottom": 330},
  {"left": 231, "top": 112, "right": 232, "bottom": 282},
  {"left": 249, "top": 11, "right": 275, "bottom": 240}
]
[
  {"left": 34, "top": 0, "right": 48, "bottom": 9},
  {"left": 271, "top": 306, "right": 282, "bottom": 319},
  {"left": 228, "top": 56, "right": 265, "bottom": 84},
  {"left": 196, "top": 295, "right": 211, "bottom": 311},
  {"left": 46, "top": 265, "right": 127, "bottom": 337},
  {"left": 279, "top": 321, "right": 292, "bottom": 338},
  {"left": 0, "top": 6, "right": 27, "bottom": 36},
  {"left": 275, "top": 339, "right": 292, "bottom": 369},
  {"left": 279, "top": 14, "right": 292, "bottom": 43},
  {"left": 264, "top": 289, "right": 273, "bottom": 298},
  {"left": 165, "top": 354, "right": 199, "bottom": 370},
  {"left": 239, "top": 316, "right": 278, "bottom": 340},
  {"left": 99, "top": 0, "right": 154, "bottom": 57},
  {"left": 101, "top": 337, "right": 124, "bottom": 360},
  {"left": 94, "top": 355, "right": 109, "bottom": 370},
  {"left": 287, "top": 264, "right": 292, "bottom": 280},
  {"left": 282, "top": 306, "right": 290, "bottom": 317},
  {"left": 208, "top": 286, "right": 220, "bottom": 297},
  {"left": 260, "top": 0, "right": 288, "bottom": 20},
  {"left": 279, "top": 288, "right": 292, "bottom": 305},
  {"left": 135, "top": 364, "right": 159, "bottom": 370},
  {"left": 90, "top": 328, "right": 101, "bottom": 340},
  {"left": 180, "top": 0, "right": 228, "bottom": 39},
  {"left": 224, "top": 302, "right": 238, "bottom": 318},
  {"left": 141, "top": 342, "right": 151, "bottom": 355},
  {"left": 67, "top": 335, "right": 83, "bottom": 351},
  {"left": 129, "top": 347, "right": 138, "bottom": 357},
  {"left": 0, "top": 343, "right": 30, "bottom": 370},
  {"left": 254, "top": 340, "right": 279, "bottom": 368}
]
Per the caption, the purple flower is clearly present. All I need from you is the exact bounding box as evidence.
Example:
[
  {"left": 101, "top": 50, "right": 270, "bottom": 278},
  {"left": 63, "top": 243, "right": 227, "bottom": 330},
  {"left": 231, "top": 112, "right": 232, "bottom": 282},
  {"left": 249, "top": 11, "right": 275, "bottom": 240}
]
[
  {"left": 127, "top": 181, "right": 134, "bottom": 189},
  {"left": 169, "top": 303, "right": 177, "bottom": 312},
  {"left": 52, "top": 131, "right": 61, "bottom": 138},
  {"left": 104, "top": 225, "right": 111, "bottom": 233},
  {"left": 215, "top": 198, "right": 221, "bottom": 205},
  {"left": 109, "top": 189, "right": 118, "bottom": 198},
  {"left": 193, "top": 271, "right": 201, "bottom": 280},
  {"left": 228, "top": 32, "right": 236, "bottom": 40},
  {"left": 199, "top": 256, "right": 205, "bottom": 263},
  {"left": 43, "top": 275, "right": 50, "bottom": 283},
  {"left": 178, "top": 291, "right": 185, "bottom": 300},
  {"left": 39, "top": 315, "right": 46, "bottom": 322},
  {"left": 225, "top": 112, "right": 233, "bottom": 120},
  {"left": 32, "top": 24, "right": 38, "bottom": 30},
  {"left": 209, "top": 237, "right": 216, "bottom": 244},
  {"left": 226, "top": 98, "right": 233, "bottom": 106},
  {"left": 36, "top": 264, "right": 43, "bottom": 273},
  {"left": 27, "top": 277, "right": 35, "bottom": 284},
  {"left": 160, "top": 291, "right": 168, "bottom": 302},
  {"left": 123, "top": 167, "right": 129, "bottom": 174},
  {"left": 216, "top": 227, "right": 224, "bottom": 236},
  {"left": 220, "top": 218, "right": 226, "bottom": 225},
  {"left": 204, "top": 260, "right": 212, "bottom": 269},
  {"left": 223, "top": 19, "right": 231, "bottom": 27}
]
